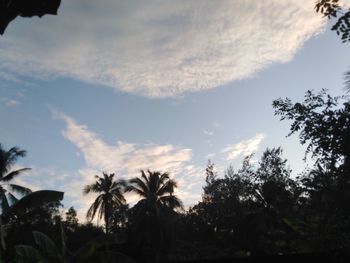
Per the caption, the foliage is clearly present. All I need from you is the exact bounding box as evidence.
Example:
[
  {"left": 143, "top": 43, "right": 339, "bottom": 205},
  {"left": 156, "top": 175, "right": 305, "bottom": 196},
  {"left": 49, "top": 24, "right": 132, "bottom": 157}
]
[
  {"left": 315, "top": 0, "right": 350, "bottom": 42},
  {"left": 126, "top": 170, "right": 183, "bottom": 213},
  {"left": 273, "top": 90, "right": 350, "bottom": 251},
  {"left": 3, "top": 88, "right": 350, "bottom": 261},
  {"left": 0, "top": 144, "right": 32, "bottom": 215},
  {"left": 15, "top": 226, "right": 135, "bottom": 263},
  {"left": 65, "top": 207, "right": 79, "bottom": 232},
  {"left": 273, "top": 90, "right": 350, "bottom": 169},
  {"left": 83, "top": 173, "right": 126, "bottom": 233},
  {"left": 126, "top": 170, "right": 183, "bottom": 262},
  {"left": 185, "top": 149, "right": 299, "bottom": 256}
]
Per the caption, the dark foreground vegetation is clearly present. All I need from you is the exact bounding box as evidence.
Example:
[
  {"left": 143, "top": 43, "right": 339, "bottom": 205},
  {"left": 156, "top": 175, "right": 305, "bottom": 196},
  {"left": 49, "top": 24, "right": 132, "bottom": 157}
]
[
  {"left": 1, "top": 1, "right": 350, "bottom": 262},
  {"left": 0, "top": 89, "right": 350, "bottom": 262}
]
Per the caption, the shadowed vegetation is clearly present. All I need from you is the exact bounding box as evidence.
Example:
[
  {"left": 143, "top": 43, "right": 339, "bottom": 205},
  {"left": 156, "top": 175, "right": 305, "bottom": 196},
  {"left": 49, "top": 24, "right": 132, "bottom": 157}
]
[
  {"left": 83, "top": 173, "right": 126, "bottom": 234},
  {"left": 1, "top": 2, "right": 350, "bottom": 261},
  {"left": 1, "top": 89, "right": 350, "bottom": 262}
]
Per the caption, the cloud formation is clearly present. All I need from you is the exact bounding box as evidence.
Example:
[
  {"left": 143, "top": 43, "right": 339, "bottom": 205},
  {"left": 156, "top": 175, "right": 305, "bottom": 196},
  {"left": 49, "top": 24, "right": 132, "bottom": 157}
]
[
  {"left": 222, "top": 133, "right": 265, "bottom": 161},
  {"left": 0, "top": 0, "right": 324, "bottom": 97},
  {"left": 50, "top": 109, "right": 203, "bottom": 219},
  {"left": 0, "top": 97, "right": 20, "bottom": 107}
]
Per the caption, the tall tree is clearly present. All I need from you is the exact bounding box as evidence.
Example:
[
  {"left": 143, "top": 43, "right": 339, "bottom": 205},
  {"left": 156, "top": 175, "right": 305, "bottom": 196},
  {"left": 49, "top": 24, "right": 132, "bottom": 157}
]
[
  {"left": 126, "top": 170, "right": 183, "bottom": 262},
  {"left": 83, "top": 173, "right": 126, "bottom": 233},
  {"left": 126, "top": 170, "right": 183, "bottom": 214},
  {"left": 273, "top": 90, "right": 350, "bottom": 251},
  {"left": 0, "top": 144, "right": 31, "bottom": 214}
]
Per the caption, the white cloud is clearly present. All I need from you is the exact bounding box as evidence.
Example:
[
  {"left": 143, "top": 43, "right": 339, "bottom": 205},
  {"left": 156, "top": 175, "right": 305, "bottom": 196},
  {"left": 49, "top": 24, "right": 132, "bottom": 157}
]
[
  {"left": 212, "top": 121, "right": 220, "bottom": 128},
  {"left": 222, "top": 133, "right": 265, "bottom": 161},
  {"left": 0, "top": 97, "right": 20, "bottom": 107},
  {"left": 203, "top": 129, "right": 214, "bottom": 136},
  {"left": 0, "top": 0, "right": 325, "bottom": 98},
  {"left": 50, "top": 108, "right": 206, "bottom": 220},
  {"left": 52, "top": 109, "right": 193, "bottom": 176},
  {"left": 205, "top": 153, "right": 216, "bottom": 160}
]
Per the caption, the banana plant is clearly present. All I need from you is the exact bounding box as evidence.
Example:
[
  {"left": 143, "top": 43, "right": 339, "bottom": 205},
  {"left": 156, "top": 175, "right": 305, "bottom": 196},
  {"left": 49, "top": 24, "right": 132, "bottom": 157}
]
[
  {"left": 15, "top": 224, "right": 135, "bottom": 263},
  {"left": 0, "top": 190, "right": 64, "bottom": 261}
]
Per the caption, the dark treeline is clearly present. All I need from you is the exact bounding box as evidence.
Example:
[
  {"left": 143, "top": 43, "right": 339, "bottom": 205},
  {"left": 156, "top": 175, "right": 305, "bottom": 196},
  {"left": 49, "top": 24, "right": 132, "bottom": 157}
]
[
  {"left": 1, "top": 1, "right": 350, "bottom": 262},
  {"left": 1, "top": 89, "right": 350, "bottom": 262}
]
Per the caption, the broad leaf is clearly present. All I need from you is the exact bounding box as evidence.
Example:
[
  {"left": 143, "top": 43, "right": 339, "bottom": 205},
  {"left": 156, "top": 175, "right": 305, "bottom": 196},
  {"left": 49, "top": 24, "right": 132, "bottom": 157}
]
[
  {"left": 15, "top": 245, "right": 44, "bottom": 262},
  {"left": 33, "top": 231, "right": 61, "bottom": 259},
  {"left": 5, "top": 190, "right": 64, "bottom": 218}
]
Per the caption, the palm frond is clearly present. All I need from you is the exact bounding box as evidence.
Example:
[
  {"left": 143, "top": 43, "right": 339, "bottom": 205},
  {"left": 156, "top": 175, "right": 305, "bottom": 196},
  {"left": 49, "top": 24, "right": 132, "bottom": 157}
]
[
  {"left": 6, "top": 147, "right": 26, "bottom": 166},
  {"left": 140, "top": 170, "right": 150, "bottom": 185},
  {"left": 157, "top": 180, "right": 177, "bottom": 196},
  {"left": 111, "top": 188, "right": 126, "bottom": 204},
  {"left": 158, "top": 172, "right": 170, "bottom": 184},
  {"left": 7, "top": 192, "right": 18, "bottom": 205},
  {"left": 83, "top": 183, "right": 100, "bottom": 195},
  {"left": 148, "top": 171, "right": 160, "bottom": 193},
  {"left": 125, "top": 185, "right": 146, "bottom": 197},
  {"left": 86, "top": 195, "right": 103, "bottom": 221},
  {"left": 159, "top": 195, "right": 183, "bottom": 210},
  {"left": 2, "top": 168, "right": 31, "bottom": 182},
  {"left": 111, "top": 179, "right": 127, "bottom": 190},
  {"left": 0, "top": 145, "right": 27, "bottom": 177},
  {"left": 8, "top": 184, "right": 32, "bottom": 195},
  {"left": 128, "top": 177, "right": 148, "bottom": 195}
]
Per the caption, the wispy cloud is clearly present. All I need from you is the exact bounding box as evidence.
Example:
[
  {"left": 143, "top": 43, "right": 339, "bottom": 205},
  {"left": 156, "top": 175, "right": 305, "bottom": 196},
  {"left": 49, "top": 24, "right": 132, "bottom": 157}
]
[
  {"left": 203, "top": 129, "right": 214, "bottom": 136},
  {"left": 52, "top": 109, "right": 193, "bottom": 176},
  {"left": 49, "top": 108, "right": 205, "bottom": 219},
  {"left": 205, "top": 153, "right": 216, "bottom": 160},
  {"left": 222, "top": 133, "right": 265, "bottom": 161},
  {"left": 0, "top": 0, "right": 324, "bottom": 98},
  {"left": 0, "top": 97, "right": 20, "bottom": 107}
]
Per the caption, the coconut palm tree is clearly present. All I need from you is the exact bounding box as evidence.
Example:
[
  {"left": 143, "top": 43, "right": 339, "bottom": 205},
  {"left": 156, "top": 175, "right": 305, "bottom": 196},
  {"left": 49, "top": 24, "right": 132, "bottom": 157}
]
[
  {"left": 126, "top": 170, "right": 183, "bottom": 214},
  {"left": 0, "top": 144, "right": 31, "bottom": 214},
  {"left": 126, "top": 170, "right": 183, "bottom": 262},
  {"left": 83, "top": 173, "right": 126, "bottom": 233}
]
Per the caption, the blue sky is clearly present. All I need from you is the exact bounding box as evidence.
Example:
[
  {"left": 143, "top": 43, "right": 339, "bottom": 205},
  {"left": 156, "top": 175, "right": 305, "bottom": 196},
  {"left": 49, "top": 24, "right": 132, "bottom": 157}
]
[{"left": 1, "top": 0, "right": 350, "bottom": 220}]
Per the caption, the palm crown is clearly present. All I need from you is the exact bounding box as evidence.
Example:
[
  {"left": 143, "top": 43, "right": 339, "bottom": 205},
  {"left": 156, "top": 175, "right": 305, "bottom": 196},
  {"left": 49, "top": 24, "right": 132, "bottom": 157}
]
[
  {"left": 83, "top": 172, "right": 126, "bottom": 233},
  {"left": 126, "top": 170, "right": 183, "bottom": 213},
  {"left": 0, "top": 144, "right": 31, "bottom": 213}
]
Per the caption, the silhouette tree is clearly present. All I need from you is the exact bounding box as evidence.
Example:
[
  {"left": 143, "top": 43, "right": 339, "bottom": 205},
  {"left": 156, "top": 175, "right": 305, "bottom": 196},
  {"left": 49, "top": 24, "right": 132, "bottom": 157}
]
[
  {"left": 273, "top": 90, "right": 350, "bottom": 170},
  {"left": 109, "top": 203, "right": 129, "bottom": 233},
  {"left": 315, "top": 0, "right": 350, "bottom": 42},
  {"left": 126, "top": 170, "right": 183, "bottom": 262},
  {"left": 83, "top": 173, "right": 126, "bottom": 234},
  {"left": 126, "top": 170, "right": 183, "bottom": 215},
  {"left": 273, "top": 90, "right": 350, "bottom": 251},
  {"left": 65, "top": 206, "right": 78, "bottom": 232},
  {"left": 185, "top": 149, "right": 302, "bottom": 257},
  {"left": 0, "top": 144, "right": 31, "bottom": 214}
]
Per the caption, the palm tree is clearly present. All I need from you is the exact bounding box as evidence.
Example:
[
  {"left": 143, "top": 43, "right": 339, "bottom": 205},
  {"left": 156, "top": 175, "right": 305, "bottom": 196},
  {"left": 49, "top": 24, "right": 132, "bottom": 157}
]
[
  {"left": 126, "top": 170, "right": 183, "bottom": 262},
  {"left": 0, "top": 144, "right": 31, "bottom": 214},
  {"left": 126, "top": 170, "right": 183, "bottom": 214},
  {"left": 83, "top": 173, "right": 126, "bottom": 233}
]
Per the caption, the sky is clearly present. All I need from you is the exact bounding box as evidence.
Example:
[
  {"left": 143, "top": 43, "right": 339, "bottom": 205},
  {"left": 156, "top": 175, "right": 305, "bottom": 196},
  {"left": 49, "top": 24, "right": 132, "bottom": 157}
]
[{"left": 1, "top": 0, "right": 350, "bottom": 221}]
